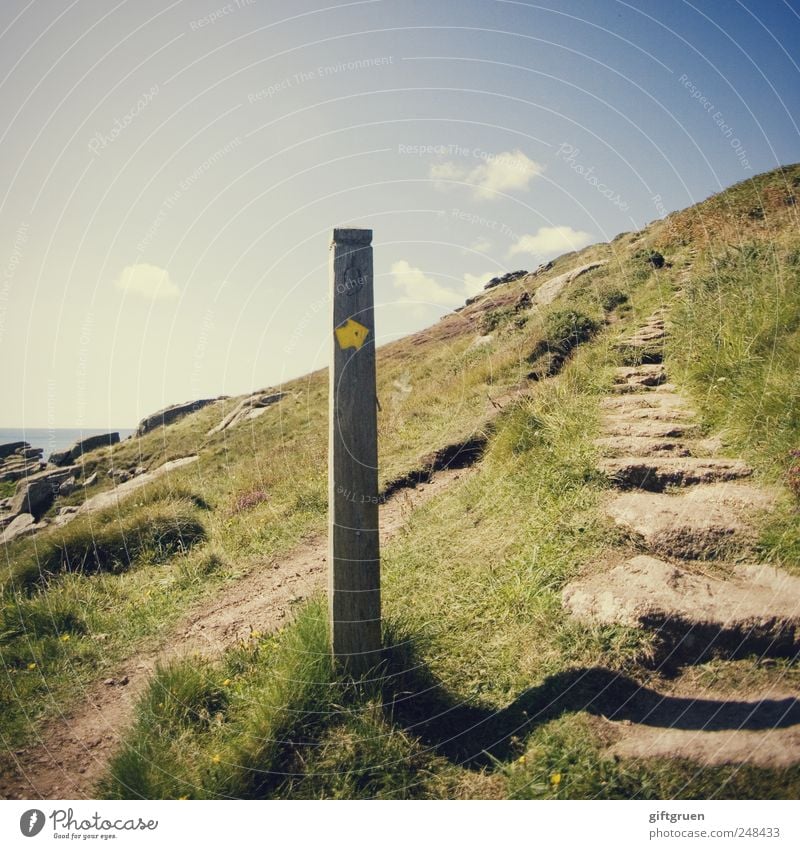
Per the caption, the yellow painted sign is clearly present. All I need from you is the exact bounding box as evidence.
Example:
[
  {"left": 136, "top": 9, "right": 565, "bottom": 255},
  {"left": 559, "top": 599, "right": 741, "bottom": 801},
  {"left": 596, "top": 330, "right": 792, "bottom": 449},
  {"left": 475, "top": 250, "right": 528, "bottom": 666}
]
[{"left": 335, "top": 318, "right": 369, "bottom": 351}]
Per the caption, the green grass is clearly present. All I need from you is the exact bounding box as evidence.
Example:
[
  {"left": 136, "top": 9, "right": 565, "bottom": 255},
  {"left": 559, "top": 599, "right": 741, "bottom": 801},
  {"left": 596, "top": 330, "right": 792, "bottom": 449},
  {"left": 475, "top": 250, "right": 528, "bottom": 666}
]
[{"left": 6, "top": 162, "right": 800, "bottom": 798}]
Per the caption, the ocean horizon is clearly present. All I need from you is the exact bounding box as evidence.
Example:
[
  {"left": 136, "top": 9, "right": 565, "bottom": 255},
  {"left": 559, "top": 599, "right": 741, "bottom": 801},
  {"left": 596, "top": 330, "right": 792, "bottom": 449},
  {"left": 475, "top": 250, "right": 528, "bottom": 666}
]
[{"left": 0, "top": 427, "right": 136, "bottom": 459}]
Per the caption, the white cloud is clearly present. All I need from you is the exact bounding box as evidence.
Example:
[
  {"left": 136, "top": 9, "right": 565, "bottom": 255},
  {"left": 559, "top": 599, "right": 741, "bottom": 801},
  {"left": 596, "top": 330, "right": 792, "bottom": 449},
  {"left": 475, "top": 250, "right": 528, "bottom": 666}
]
[
  {"left": 430, "top": 149, "right": 543, "bottom": 200},
  {"left": 470, "top": 238, "right": 493, "bottom": 253},
  {"left": 463, "top": 271, "right": 495, "bottom": 296},
  {"left": 391, "top": 261, "right": 495, "bottom": 307},
  {"left": 509, "top": 225, "right": 593, "bottom": 258},
  {"left": 114, "top": 263, "right": 180, "bottom": 300},
  {"left": 391, "top": 260, "right": 462, "bottom": 306}
]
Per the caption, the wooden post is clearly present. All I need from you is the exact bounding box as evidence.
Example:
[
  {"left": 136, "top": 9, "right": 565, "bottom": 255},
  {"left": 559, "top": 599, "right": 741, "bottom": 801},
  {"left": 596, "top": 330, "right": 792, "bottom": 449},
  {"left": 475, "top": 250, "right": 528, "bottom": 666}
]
[{"left": 328, "top": 227, "right": 381, "bottom": 675}]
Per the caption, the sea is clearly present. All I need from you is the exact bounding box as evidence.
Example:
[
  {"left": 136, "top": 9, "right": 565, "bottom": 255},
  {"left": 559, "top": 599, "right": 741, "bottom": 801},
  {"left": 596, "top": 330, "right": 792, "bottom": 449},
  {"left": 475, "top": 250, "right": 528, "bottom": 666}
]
[{"left": 0, "top": 427, "right": 136, "bottom": 460}]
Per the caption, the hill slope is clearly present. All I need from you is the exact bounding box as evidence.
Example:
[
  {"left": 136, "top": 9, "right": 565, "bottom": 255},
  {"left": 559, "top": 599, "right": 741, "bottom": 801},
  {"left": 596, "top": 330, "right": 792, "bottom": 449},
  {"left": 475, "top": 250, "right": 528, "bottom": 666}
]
[{"left": 2, "top": 163, "right": 800, "bottom": 799}]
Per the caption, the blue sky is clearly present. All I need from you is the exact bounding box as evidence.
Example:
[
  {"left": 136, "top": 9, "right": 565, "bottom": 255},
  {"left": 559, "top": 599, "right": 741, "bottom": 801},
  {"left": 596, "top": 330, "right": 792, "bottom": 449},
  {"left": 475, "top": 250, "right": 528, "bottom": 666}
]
[{"left": 1, "top": 0, "right": 799, "bottom": 427}]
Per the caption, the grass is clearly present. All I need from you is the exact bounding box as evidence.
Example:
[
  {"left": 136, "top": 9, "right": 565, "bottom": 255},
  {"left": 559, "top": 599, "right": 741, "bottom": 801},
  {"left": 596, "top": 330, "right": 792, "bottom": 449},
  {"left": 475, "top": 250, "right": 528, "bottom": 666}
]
[{"left": 5, "top": 162, "right": 800, "bottom": 798}]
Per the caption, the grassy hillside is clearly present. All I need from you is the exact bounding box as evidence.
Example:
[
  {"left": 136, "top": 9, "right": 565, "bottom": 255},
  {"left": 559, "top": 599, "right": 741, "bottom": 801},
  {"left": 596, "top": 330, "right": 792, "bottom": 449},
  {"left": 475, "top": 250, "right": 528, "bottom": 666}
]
[{"left": 2, "top": 163, "right": 800, "bottom": 798}]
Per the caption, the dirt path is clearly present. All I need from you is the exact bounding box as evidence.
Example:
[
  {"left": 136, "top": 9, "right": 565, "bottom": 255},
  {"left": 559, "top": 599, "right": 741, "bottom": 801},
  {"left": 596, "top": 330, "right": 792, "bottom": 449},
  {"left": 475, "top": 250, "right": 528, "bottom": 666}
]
[
  {"left": 564, "top": 309, "right": 800, "bottom": 768},
  {"left": 0, "top": 466, "right": 473, "bottom": 800}
]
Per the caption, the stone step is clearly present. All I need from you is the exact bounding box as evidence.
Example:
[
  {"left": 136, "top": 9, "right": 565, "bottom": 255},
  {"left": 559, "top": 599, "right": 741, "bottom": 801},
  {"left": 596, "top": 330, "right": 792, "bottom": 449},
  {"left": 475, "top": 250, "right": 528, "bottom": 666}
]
[
  {"left": 613, "top": 364, "right": 667, "bottom": 385},
  {"left": 562, "top": 555, "right": 800, "bottom": 662},
  {"left": 612, "top": 382, "right": 677, "bottom": 395},
  {"left": 605, "top": 483, "right": 775, "bottom": 558},
  {"left": 594, "top": 436, "right": 691, "bottom": 458},
  {"left": 602, "top": 392, "right": 688, "bottom": 412},
  {"left": 601, "top": 418, "right": 702, "bottom": 439},
  {"left": 598, "top": 456, "right": 752, "bottom": 491}
]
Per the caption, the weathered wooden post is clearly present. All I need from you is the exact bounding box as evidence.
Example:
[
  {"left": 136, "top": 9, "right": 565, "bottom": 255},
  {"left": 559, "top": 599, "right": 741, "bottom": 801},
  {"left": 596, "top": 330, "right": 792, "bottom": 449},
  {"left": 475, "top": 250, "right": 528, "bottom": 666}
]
[{"left": 328, "top": 227, "right": 381, "bottom": 675}]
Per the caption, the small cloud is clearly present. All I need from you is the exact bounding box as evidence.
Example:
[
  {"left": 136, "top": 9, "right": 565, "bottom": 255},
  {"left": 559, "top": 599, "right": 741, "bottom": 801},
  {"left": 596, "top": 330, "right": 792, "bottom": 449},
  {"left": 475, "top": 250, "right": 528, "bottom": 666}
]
[
  {"left": 392, "top": 261, "right": 496, "bottom": 307},
  {"left": 509, "top": 225, "right": 592, "bottom": 258},
  {"left": 470, "top": 238, "right": 493, "bottom": 253},
  {"left": 430, "top": 149, "right": 543, "bottom": 200},
  {"left": 391, "top": 260, "right": 462, "bottom": 306},
  {"left": 463, "top": 271, "right": 495, "bottom": 296},
  {"left": 114, "top": 263, "right": 180, "bottom": 300}
]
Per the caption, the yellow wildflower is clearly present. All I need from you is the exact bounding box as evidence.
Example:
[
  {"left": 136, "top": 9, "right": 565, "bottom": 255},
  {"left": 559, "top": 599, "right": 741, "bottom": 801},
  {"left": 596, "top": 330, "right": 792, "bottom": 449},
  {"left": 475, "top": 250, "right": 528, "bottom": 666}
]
[
  {"left": 61, "top": 634, "right": 70, "bottom": 642},
  {"left": 222, "top": 679, "right": 231, "bottom": 687},
  {"left": 517, "top": 755, "right": 526, "bottom": 764},
  {"left": 27, "top": 662, "right": 37, "bottom": 670},
  {"left": 550, "top": 773, "right": 562, "bottom": 786},
  {"left": 211, "top": 754, "right": 221, "bottom": 764}
]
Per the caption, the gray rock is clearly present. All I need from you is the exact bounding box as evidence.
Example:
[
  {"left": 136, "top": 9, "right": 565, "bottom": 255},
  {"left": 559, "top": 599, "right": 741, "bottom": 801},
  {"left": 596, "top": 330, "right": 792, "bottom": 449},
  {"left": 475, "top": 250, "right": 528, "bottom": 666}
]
[
  {"left": 58, "top": 476, "right": 76, "bottom": 496},
  {"left": 108, "top": 469, "right": 132, "bottom": 483},
  {"left": 10, "top": 467, "right": 79, "bottom": 519},
  {"left": 1, "top": 513, "right": 36, "bottom": 542},
  {"left": 207, "top": 392, "right": 286, "bottom": 436},
  {"left": 49, "top": 432, "right": 120, "bottom": 466},
  {"left": 0, "top": 441, "right": 27, "bottom": 459},
  {"left": 83, "top": 472, "right": 98, "bottom": 487},
  {"left": 136, "top": 399, "right": 219, "bottom": 436},
  {"left": 482, "top": 269, "right": 527, "bottom": 291}
]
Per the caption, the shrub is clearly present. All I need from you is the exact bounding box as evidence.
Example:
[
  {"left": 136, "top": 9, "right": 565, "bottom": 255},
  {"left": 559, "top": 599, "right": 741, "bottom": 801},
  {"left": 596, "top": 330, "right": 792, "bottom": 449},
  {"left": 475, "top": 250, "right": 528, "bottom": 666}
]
[{"left": 6, "top": 498, "right": 206, "bottom": 591}]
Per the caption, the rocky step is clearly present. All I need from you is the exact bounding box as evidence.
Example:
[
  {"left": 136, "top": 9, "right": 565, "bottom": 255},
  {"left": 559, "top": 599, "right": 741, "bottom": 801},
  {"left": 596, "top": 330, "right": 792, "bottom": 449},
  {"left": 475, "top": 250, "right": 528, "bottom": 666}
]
[
  {"left": 612, "top": 382, "right": 677, "bottom": 395},
  {"left": 599, "top": 456, "right": 752, "bottom": 491},
  {"left": 605, "top": 482, "right": 776, "bottom": 559},
  {"left": 594, "top": 436, "right": 691, "bottom": 458},
  {"left": 601, "top": 418, "right": 702, "bottom": 439},
  {"left": 613, "top": 364, "right": 667, "bottom": 388},
  {"left": 601, "top": 392, "right": 687, "bottom": 412},
  {"left": 562, "top": 555, "right": 800, "bottom": 663}
]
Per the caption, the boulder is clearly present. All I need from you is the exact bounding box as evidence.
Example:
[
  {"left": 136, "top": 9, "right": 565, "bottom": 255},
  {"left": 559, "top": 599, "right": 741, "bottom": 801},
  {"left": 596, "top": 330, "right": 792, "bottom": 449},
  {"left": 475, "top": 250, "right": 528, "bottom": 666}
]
[
  {"left": 0, "top": 513, "right": 36, "bottom": 543},
  {"left": 483, "top": 270, "right": 527, "bottom": 291},
  {"left": 136, "top": 399, "right": 219, "bottom": 436},
  {"left": 0, "top": 441, "right": 27, "bottom": 459},
  {"left": 83, "top": 472, "right": 98, "bottom": 487},
  {"left": 49, "top": 432, "right": 120, "bottom": 466},
  {"left": 9, "top": 466, "right": 79, "bottom": 520},
  {"left": 207, "top": 392, "right": 286, "bottom": 436},
  {"left": 533, "top": 261, "right": 607, "bottom": 307},
  {"left": 58, "top": 476, "right": 76, "bottom": 496}
]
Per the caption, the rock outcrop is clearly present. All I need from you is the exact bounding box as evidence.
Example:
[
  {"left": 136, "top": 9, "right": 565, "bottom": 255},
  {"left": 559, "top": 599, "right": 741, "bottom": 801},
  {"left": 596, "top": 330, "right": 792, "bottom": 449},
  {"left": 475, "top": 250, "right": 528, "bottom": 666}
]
[
  {"left": 0, "top": 441, "right": 45, "bottom": 482},
  {"left": 207, "top": 392, "right": 286, "bottom": 436},
  {"left": 136, "top": 398, "right": 221, "bottom": 436},
  {"left": 8, "top": 466, "right": 79, "bottom": 521},
  {"left": 532, "top": 260, "right": 607, "bottom": 306},
  {"left": 48, "top": 432, "right": 120, "bottom": 466},
  {"left": 482, "top": 269, "right": 527, "bottom": 291}
]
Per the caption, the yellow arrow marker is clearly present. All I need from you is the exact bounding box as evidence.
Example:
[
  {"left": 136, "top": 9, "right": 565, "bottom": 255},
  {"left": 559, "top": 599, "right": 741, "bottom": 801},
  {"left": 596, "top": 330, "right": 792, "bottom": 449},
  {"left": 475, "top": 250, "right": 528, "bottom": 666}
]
[{"left": 335, "top": 318, "right": 369, "bottom": 351}]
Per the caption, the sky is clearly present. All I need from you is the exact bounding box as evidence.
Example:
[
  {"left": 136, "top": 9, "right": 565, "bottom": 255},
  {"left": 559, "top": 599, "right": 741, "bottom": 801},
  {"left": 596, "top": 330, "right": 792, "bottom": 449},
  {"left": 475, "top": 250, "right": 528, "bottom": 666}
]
[{"left": 1, "top": 0, "right": 799, "bottom": 428}]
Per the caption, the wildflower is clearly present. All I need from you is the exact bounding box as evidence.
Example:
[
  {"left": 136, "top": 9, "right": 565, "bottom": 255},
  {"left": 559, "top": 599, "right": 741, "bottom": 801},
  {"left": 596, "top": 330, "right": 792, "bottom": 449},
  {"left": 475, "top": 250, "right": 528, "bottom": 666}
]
[
  {"left": 517, "top": 755, "right": 526, "bottom": 764},
  {"left": 178, "top": 796, "right": 189, "bottom": 800},
  {"left": 61, "top": 634, "right": 70, "bottom": 642},
  {"left": 251, "top": 630, "right": 262, "bottom": 639},
  {"left": 211, "top": 754, "right": 221, "bottom": 764},
  {"left": 222, "top": 679, "right": 231, "bottom": 687},
  {"left": 550, "top": 773, "right": 562, "bottom": 786},
  {"left": 27, "top": 662, "right": 37, "bottom": 670}
]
